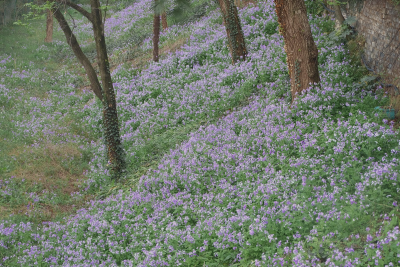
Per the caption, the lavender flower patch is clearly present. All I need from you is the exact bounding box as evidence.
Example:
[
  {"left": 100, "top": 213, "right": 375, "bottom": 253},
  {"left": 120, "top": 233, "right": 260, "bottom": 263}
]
[
  {"left": 81, "top": 0, "right": 359, "bottom": 192},
  {"left": 0, "top": 55, "right": 94, "bottom": 145},
  {"left": 80, "top": 0, "right": 293, "bottom": 190},
  {"left": 1, "top": 0, "right": 400, "bottom": 266},
  {"left": 1, "top": 78, "right": 399, "bottom": 266}
]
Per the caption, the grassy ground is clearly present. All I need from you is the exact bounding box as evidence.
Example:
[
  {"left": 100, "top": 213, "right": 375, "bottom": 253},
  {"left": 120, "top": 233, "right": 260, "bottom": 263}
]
[
  {"left": 0, "top": 16, "right": 97, "bottom": 225},
  {"left": 0, "top": 0, "right": 400, "bottom": 266},
  {"left": 0, "top": 0, "right": 220, "bottom": 228}
]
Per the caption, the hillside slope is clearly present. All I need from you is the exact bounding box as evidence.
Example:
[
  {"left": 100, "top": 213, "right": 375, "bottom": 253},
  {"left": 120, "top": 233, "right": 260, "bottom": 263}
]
[{"left": 1, "top": 0, "right": 400, "bottom": 266}]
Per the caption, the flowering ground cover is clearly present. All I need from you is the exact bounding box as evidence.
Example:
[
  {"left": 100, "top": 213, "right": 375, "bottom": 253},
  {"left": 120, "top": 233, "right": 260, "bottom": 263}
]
[
  {"left": 0, "top": 0, "right": 218, "bottom": 223},
  {"left": 1, "top": 0, "right": 400, "bottom": 266}
]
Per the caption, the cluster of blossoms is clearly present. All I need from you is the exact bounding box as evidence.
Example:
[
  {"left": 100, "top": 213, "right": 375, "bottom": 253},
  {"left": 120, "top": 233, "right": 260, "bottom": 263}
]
[{"left": 1, "top": 0, "right": 399, "bottom": 266}]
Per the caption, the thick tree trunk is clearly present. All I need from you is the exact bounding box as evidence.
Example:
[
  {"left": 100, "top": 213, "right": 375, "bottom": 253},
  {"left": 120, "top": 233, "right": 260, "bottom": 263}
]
[
  {"left": 274, "top": 0, "right": 320, "bottom": 104},
  {"left": 44, "top": 9, "right": 53, "bottom": 43},
  {"left": 217, "top": 0, "right": 247, "bottom": 65},
  {"left": 153, "top": 6, "right": 161, "bottom": 62},
  {"left": 52, "top": 8, "right": 103, "bottom": 101},
  {"left": 90, "top": 0, "right": 125, "bottom": 179},
  {"left": 161, "top": 11, "right": 168, "bottom": 30}
]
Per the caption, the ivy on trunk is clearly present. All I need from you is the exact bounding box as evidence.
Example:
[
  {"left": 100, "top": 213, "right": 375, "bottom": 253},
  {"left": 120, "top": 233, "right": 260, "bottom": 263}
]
[
  {"left": 52, "top": 0, "right": 126, "bottom": 180},
  {"left": 217, "top": 0, "right": 248, "bottom": 65}
]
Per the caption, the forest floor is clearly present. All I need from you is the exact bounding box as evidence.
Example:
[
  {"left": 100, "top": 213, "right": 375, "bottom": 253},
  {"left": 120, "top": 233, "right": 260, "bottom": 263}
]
[{"left": 1, "top": 0, "right": 400, "bottom": 266}]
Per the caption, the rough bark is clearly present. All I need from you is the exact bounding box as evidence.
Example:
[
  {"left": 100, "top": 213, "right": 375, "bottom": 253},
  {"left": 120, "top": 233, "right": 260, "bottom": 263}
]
[
  {"left": 52, "top": 7, "right": 103, "bottom": 101},
  {"left": 274, "top": 0, "right": 321, "bottom": 103},
  {"left": 161, "top": 11, "right": 168, "bottom": 30},
  {"left": 217, "top": 0, "right": 247, "bottom": 65},
  {"left": 153, "top": 4, "right": 161, "bottom": 62},
  {"left": 44, "top": 9, "right": 53, "bottom": 43},
  {"left": 90, "top": 0, "right": 125, "bottom": 179}
]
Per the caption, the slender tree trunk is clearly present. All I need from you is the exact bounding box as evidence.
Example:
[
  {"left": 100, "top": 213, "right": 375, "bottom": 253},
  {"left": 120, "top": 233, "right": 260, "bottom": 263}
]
[
  {"left": 90, "top": 0, "right": 125, "bottom": 179},
  {"left": 274, "top": 0, "right": 320, "bottom": 104},
  {"left": 332, "top": 4, "right": 345, "bottom": 30},
  {"left": 52, "top": 8, "right": 103, "bottom": 100},
  {"left": 333, "top": 3, "right": 353, "bottom": 41},
  {"left": 14, "top": 0, "right": 18, "bottom": 21},
  {"left": 217, "top": 0, "right": 247, "bottom": 65},
  {"left": 4, "top": 0, "right": 17, "bottom": 25},
  {"left": 161, "top": 11, "right": 168, "bottom": 30},
  {"left": 153, "top": 3, "right": 161, "bottom": 62},
  {"left": 53, "top": 0, "right": 125, "bottom": 179},
  {"left": 323, "top": 0, "right": 329, "bottom": 16},
  {"left": 44, "top": 9, "right": 53, "bottom": 43}
]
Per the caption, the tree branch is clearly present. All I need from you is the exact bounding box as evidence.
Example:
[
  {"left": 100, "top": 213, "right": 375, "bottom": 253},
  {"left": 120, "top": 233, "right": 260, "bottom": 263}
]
[
  {"left": 321, "top": 2, "right": 335, "bottom": 14},
  {"left": 57, "top": 0, "right": 93, "bottom": 23},
  {"left": 52, "top": 6, "right": 103, "bottom": 100}
]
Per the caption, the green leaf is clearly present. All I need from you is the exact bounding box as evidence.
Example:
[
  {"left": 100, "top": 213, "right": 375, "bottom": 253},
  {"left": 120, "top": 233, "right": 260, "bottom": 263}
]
[
  {"left": 360, "top": 75, "right": 378, "bottom": 84},
  {"left": 344, "top": 16, "right": 357, "bottom": 26},
  {"left": 99, "top": 5, "right": 110, "bottom": 10}
]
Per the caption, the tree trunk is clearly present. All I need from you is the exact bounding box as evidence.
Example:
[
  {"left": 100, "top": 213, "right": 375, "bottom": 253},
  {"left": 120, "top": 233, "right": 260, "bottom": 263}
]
[
  {"left": 3, "top": 0, "right": 17, "bottom": 25},
  {"left": 217, "top": 0, "right": 247, "bottom": 65},
  {"left": 90, "top": 0, "right": 125, "bottom": 179},
  {"left": 44, "top": 9, "right": 53, "bottom": 43},
  {"left": 153, "top": 4, "right": 161, "bottom": 62},
  {"left": 333, "top": 3, "right": 353, "bottom": 40},
  {"left": 52, "top": 8, "right": 103, "bottom": 101},
  {"left": 333, "top": 4, "right": 345, "bottom": 27},
  {"left": 274, "top": 0, "right": 321, "bottom": 104},
  {"left": 161, "top": 11, "right": 168, "bottom": 30},
  {"left": 323, "top": 0, "right": 329, "bottom": 16}
]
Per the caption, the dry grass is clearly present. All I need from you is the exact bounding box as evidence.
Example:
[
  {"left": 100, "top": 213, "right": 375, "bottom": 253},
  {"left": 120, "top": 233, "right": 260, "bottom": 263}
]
[
  {"left": 0, "top": 194, "right": 97, "bottom": 224},
  {"left": 0, "top": 142, "right": 94, "bottom": 224},
  {"left": 9, "top": 143, "right": 83, "bottom": 193},
  {"left": 234, "top": 0, "right": 258, "bottom": 9}
]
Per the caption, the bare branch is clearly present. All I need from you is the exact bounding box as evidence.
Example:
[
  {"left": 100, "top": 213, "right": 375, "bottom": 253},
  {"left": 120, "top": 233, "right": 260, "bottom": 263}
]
[
  {"left": 56, "top": 0, "right": 93, "bottom": 23},
  {"left": 103, "top": 0, "right": 109, "bottom": 26},
  {"left": 67, "top": 10, "right": 77, "bottom": 32},
  {"left": 52, "top": 6, "right": 103, "bottom": 100}
]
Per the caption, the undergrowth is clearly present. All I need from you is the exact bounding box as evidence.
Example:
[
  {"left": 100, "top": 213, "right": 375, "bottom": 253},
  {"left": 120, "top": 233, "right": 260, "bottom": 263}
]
[{"left": 1, "top": 0, "right": 399, "bottom": 266}]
